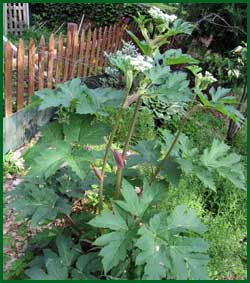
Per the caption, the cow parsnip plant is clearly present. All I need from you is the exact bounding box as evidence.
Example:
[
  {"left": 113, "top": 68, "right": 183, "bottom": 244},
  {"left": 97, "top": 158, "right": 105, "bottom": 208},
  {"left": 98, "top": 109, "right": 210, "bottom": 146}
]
[{"left": 10, "top": 7, "right": 245, "bottom": 280}]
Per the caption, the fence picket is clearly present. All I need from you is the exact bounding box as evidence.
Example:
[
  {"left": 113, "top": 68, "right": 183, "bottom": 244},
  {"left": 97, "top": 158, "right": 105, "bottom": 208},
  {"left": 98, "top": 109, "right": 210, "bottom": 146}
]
[
  {"left": 99, "top": 26, "right": 107, "bottom": 68},
  {"left": 110, "top": 25, "right": 117, "bottom": 53},
  {"left": 55, "top": 33, "right": 64, "bottom": 84},
  {"left": 69, "top": 29, "right": 79, "bottom": 79},
  {"left": 77, "top": 30, "right": 86, "bottom": 77},
  {"left": 4, "top": 42, "right": 13, "bottom": 117},
  {"left": 47, "top": 34, "right": 55, "bottom": 88},
  {"left": 83, "top": 29, "right": 92, "bottom": 77},
  {"left": 89, "top": 29, "right": 97, "bottom": 76},
  {"left": 63, "top": 30, "right": 72, "bottom": 81},
  {"left": 38, "top": 36, "right": 45, "bottom": 90},
  {"left": 17, "top": 39, "right": 24, "bottom": 111},
  {"left": 28, "top": 38, "right": 36, "bottom": 101},
  {"left": 104, "top": 25, "right": 113, "bottom": 67},
  {"left": 94, "top": 27, "right": 102, "bottom": 74}
]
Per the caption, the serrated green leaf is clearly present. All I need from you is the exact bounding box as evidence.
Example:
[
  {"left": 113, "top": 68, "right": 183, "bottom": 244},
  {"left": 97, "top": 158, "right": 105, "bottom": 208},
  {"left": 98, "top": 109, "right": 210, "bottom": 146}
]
[
  {"left": 25, "top": 267, "right": 51, "bottom": 280},
  {"left": 78, "top": 118, "right": 111, "bottom": 145},
  {"left": 167, "top": 205, "right": 207, "bottom": 234},
  {"left": 127, "top": 140, "right": 161, "bottom": 167},
  {"left": 167, "top": 19, "right": 194, "bottom": 37},
  {"left": 159, "top": 157, "right": 182, "bottom": 187},
  {"left": 175, "top": 138, "right": 246, "bottom": 191},
  {"left": 88, "top": 209, "right": 128, "bottom": 230},
  {"left": 12, "top": 185, "right": 58, "bottom": 227},
  {"left": 135, "top": 206, "right": 209, "bottom": 280},
  {"left": 56, "top": 234, "right": 80, "bottom": 267},
  {"left": 163, "top": 49, "right": 199, "bottom": 65},
  {"left": 93, "top": 230, "right": 134, "bottom": 274},
  {"left": 115, "top": 179, "right": 162, "bottom": 218},
  {"left": 198, "top": 86, "right": 244, "bottom": 125},
  {"left": 25, "top": 249, "right": 69, "bottom": 280},
  {"left": 148, "top": 71, "right": 192, "bottom": 103},
  {"left": 76, "top": 252, "right": 102, "bottom": 275},
  {"left": 200, "top": 139, "right": 245, "bottom": 190}
]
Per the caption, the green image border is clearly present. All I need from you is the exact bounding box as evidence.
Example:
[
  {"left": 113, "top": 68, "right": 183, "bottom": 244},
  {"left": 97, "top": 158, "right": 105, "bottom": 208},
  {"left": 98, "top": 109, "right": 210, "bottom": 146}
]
[{"left": 0, "top": 1, "right": 248, "bottom": 282}]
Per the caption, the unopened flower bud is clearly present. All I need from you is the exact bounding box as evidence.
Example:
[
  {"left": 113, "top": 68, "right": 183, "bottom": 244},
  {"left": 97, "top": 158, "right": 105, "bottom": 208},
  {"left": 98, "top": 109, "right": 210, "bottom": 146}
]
[
  {"left": 113, "top": 149, "right": 124, "bottom": 169},
  {"left": 92, "top": 166, "right": 103, "bottom": 181}
]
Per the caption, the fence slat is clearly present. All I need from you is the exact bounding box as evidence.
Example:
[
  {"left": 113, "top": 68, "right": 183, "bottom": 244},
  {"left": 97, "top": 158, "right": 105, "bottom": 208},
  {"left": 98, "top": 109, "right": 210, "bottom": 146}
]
[
  {"left": 63, "top": 30, "right": 72, "bottom": 81},
  {"left": 69, "top": 29, "right": 78, "bottom": 79},
  {"left": 38, "top": 35, "right": 45, "bottom": 90},
  {"left": 28, "top": 38, "right": 36, "bottom": 101},
  {"left": 118, "top": 24, "right": 126, "bottom": 49},
  {"left": 94, "top": 27, "right": 102, "bottom": 74},
  {"left": 88, "top": 29, "right": 97, "bottom": 76},
  {"left": 55, "top": 34, "right": 64, "bottom": 84},
  {"left": 114, "top": 25, "right": 121, "bottom": 52},
  {"left": 104, "top": 25, "right": 113, "bottom": 67},
  {"left": 4, "top": 42, "right": 13, "bottom": 117},
  {"left": 110, "top": 25, "right": 117, "bottom": 53},
  {"left": 17, "top": 39, "right": 24, "bottom": 110},
  {"left": 83, "top": 29, "right": 92, "bottom": 77},
  {"left": 77, "top": 30, "right": 86, "bottom": 77},
  {"left": 47, "top": 34, "right": 55, "bottom": 88},
  {"left": 99, "top": 26, "right": 107, "bottom": 69}
]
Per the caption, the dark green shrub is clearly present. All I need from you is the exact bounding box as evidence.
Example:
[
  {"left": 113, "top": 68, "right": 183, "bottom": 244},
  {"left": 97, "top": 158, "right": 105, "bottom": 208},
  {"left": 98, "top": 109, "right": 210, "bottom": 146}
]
[
  {"left": 30, "top": 4, "right": 146, "bottom": 29},
  {"left": 178, "top": 3, "right": 247, "bottom": 54}
]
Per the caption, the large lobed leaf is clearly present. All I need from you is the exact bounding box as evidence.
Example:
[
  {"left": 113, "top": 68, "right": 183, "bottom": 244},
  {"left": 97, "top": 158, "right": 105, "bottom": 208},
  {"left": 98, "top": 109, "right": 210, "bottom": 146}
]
[
  {"left": 25, "top": 234, "right": 80, "bottom": 280},
  {"left": 23, "top": 115, "right": 110, "bottom": 180},
  {"left": 197, "top": 86, "right": 244, "bottom": 125},
  {"left": 135, "top": 205, "right": 209, "bottom": 280},
  {"left": 35, "top": 78, "right": 125, "bottom": 114},
  {"left": 159, "top": 130, "right": 246, "bottom": 191}
]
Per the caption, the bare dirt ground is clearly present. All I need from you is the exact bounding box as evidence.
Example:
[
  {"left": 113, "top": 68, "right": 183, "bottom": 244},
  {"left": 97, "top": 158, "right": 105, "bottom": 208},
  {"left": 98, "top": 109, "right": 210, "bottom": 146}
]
[{"left": 3, "top": 135, "right": 40, "bottom": 276}]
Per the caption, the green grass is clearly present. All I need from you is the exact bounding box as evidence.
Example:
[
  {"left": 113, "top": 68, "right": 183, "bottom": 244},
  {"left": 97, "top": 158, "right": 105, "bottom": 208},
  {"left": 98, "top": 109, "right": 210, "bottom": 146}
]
[{"left": 158, "top": 109, "right": 247, "bottom": 280}]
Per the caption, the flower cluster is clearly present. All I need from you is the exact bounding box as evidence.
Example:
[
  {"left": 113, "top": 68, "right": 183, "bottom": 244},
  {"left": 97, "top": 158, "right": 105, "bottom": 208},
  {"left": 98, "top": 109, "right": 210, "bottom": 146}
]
[
  {"left": 148, "top": 6, "right": 177, "bottom": 23},
  {"left": 127, "top": 55, "right": 153, "bottom": 72}
]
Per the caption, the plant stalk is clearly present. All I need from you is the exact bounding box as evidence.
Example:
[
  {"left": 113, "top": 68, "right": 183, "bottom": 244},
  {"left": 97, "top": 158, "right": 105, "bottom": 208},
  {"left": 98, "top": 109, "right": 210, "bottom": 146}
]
[
  {"left": 115, "top": 95, "right": 142, "bottom": 198},
  {"left": 98, "top": 90, "right": 130, "bottom": 213},
  {"left": 150, "top": 104, "right": 202, "bottom": 183}
]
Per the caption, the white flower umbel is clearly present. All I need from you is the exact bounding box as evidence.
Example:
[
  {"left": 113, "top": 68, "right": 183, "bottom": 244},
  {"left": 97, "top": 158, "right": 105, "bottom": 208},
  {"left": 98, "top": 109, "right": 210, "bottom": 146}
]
[
  {"left": 149, "top": 6, "right": 177, "bottom": 23},
  {"left": 128, "top": 55, "right": 154, "bottom": 72}
]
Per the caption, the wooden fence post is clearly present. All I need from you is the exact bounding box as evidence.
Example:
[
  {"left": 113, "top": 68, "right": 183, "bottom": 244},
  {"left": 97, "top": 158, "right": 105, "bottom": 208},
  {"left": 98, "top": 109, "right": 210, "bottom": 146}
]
[
  {"left": 55, "top": 34, "right": 64, "bottom": 84},
  {"left": 83, "top": 29, "right": 92, "bottom": 77},
  {"left": 77, "top": 30, "right": 86, "bottom": 78},
  {"left": 38, "top": 36, "right": 45, "bottom": 90},
  {"left": 28, "top": 38, "right": 36, "bottom": 101},
  {"left": 4, "top": 42, "right": 13, "bottom": 117},
  {"left": 47, "top": 34, "right": 55, "bottom": 88},
  {"left": 17, "top": 39, "right": 24, "bottom": 111},
  {"left": 69, "top": 29, "right": 79, "bottom": 79},
  {"left": 94, "top": 27, "right": 102, "bottom": 74},
  {"left": 89, "top": 28, "right": 97, "bottom": 76}
]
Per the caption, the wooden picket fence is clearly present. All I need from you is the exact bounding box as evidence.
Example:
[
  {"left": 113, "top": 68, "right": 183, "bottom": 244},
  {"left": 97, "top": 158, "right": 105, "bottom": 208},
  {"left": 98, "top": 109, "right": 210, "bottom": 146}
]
[
  {"left": 4, "top": 3, "right": 30, "bottom": 36},
  {"left": 4, "top": 22, "right": 137, "bottom": 118}
]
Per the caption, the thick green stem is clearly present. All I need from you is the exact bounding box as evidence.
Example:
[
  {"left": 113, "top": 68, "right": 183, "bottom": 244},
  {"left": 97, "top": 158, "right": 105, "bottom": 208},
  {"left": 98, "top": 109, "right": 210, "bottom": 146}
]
[
  {"left": 98, "top": 91, "right": 129, "bottom": 213},
  {"left": 115, "top": 96, "right": 142, "bottom": 198},
  {"left": 150, "top": 104, "right": 202, "bottom": 183}
]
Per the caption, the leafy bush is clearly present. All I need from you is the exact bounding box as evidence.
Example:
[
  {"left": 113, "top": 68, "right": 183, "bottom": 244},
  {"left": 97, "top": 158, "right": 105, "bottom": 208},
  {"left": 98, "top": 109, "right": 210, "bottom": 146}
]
[
  {"left": 178, "top": 3, "right": 247, "bottom": 53},
  {"left": 8, "top": 7, "right": 246, "bottom": 280},
  {"left": 3, "top": 151, "right": 22, "bottom": 177},
  {"left": 30, "top": 3, "right": 146, "bottom": 29}
]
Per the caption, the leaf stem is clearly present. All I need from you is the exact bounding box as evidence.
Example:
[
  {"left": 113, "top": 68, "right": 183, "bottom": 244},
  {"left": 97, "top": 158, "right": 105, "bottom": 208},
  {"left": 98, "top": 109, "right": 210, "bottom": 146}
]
[
  {"left": 114, "top": 95, "right": 142, "bottom": 198},
  {"left": 150, "top": 104, "right": 203, "bottom": 183}
]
